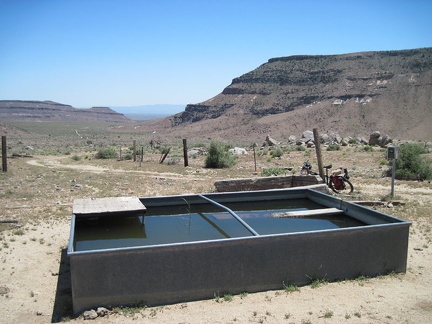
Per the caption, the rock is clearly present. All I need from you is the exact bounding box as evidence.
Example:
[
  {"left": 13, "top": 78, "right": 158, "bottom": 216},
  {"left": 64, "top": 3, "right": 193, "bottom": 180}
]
[
  {"left": 359, "top": 137, "right": 368, "bottom": 144},
  {"left": 228, "top": 147, "right": 248, "bottom": 155},
  {"left": 369, "top": 131, "right": 381, "bottom": 145},
  {"left": 341, "top": 138, "right": 349, "bottom": 146},
  {"left": 319, "top": 133, "right": 330, "bottom": 144},
  {"left": 301, "top": 130, "right": 314, "bottom": 141},
  {"left": 288, "top": 135, "right": 297, "bottom": 143},
  {"left": 379, "top": 134, "right": 392, "bottom": 147},
  {"left": 329, "top": 132, "right": 342, "bottom": 144},
  {"left": 263, "top": 134, "right": 279, "bottom": 146},
  {"left": 187, "top": 147, "right": 207, "bottom": 156},
  {"left": 368, "top": 131, "right": 392, "bottom": 147},
  {"left": 83, "top": 309, "right": 98, "bottom": 320},
  {"left": 97, "top": 307, "right": 109, "bottom": 317}
]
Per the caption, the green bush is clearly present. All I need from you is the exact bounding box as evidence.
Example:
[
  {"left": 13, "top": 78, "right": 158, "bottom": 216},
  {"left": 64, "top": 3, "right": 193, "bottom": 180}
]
[
  {"left": 348, "top": 138, "right": 358, "bottom": 144},
  {"left": 159, "top": 146, "right": 170, "bottom": 155},
  {"left": 327, "top": 144, "right": 341, "bottom": 151},
  {"left": 123, "top": 153, "right": 133, "bottom": 160},
  {"left": 390, "top": 143, "right": 432, "bottom": 180},
  {"left": 262, "top": 167, "right": 286, "bottom": 176},
  {"left": 270, "top": 147, "right": 284, "bottom": 158},
  {"left": 71, "top": 155, "right": 81, "bottom": 161},
  {"left": 363, "top": 146, "right": 374, "bottom": 152},
  {"left": 95, "top": 147, "right": 118, "bottom": 159},
  {"left": 204, "top": 141, "right": 237, "bottom": 168},
  {"left": 387, "top": 143, "right": 432, "bottom": 180}
]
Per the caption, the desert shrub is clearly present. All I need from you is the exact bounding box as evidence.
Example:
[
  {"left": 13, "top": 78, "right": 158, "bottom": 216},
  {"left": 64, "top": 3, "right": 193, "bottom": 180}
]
[
  {"left": 348, "top": 138, "right": 358, "bottom": 144},
  {"left": 389, "top": 143, "right": 432, "bottom": 180},
  {"left": 363, "top": 146, "right": 374, "bottom": 152},
  {"left": 166, "top": 158, "right": 180, "bottom": 165},
  {"left": 259, "top": 148, "right": 269, "bottom": 156},
  {"left": 123, "top": 153, "right": 133, "bottom": 160},
  {"left": 159, "top": 146, "right": 170, "bottom": 155},
  {"left": 95, "top": 147, "right": 118, "bottom": 159},
  {"left": 327, "top": 144, "right": 341, "bottom": 151},
  {"left": 270, "top": 147, "right": 284, "bottom": 158},
  {"left": 204, "top": 141, "right": 237, "bottom": 168},
  {"left": 71, "top": 155, "right": 81, "bottom": 161},
  {"left": 262, "top": 167, "right": 286, "bottom": 176},
  {"left": 295, "top": 145, "right": 306, "bottom": 151}
]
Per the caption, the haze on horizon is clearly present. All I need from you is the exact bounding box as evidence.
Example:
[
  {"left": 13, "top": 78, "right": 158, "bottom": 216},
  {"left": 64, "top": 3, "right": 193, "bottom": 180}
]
[{"left": 0, "top": 0, "right": 431, "bottom": 109}]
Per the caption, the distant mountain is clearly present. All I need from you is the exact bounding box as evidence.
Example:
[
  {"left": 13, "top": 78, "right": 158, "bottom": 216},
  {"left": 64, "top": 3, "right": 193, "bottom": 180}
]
[
  {"left": 0, "top": 100, "right": 131, "bottom": 122},
  {"left": 139, "top": 48, "right": 432, "bottom": 142},
  {"left": 112, "top": 104, "right": 185, "bottom": 120}
]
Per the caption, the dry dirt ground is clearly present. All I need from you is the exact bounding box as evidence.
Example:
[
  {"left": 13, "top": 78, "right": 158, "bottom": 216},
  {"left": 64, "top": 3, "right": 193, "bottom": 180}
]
[{"left": 0, "top": 148, "right": 431, "bottom": 324}]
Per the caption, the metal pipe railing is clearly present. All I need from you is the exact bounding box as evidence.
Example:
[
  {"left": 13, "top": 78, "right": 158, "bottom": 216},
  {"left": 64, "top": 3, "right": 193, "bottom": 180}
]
[{"left": 197, "top": 194, "right": 259, "bottom": 236}]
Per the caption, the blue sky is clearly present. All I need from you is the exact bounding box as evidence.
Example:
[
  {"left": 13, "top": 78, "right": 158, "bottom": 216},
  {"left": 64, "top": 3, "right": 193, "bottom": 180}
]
[{"left": 0, "top": 0, "right": 431, "bottom": 108}]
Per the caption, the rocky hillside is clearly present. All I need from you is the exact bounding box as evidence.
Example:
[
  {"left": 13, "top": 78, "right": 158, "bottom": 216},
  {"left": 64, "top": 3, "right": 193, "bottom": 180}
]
[
  {"left": 163, "top": 48, "right": 432, "bottom": 142},
  {"left": 0, "top": 100, "right": 131, "bottom": 122}
]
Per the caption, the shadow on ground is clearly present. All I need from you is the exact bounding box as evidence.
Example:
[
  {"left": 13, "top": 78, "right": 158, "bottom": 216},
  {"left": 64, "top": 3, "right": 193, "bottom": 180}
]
[{"left": 51, "top": 249, "right": 73, "bottom": 322}]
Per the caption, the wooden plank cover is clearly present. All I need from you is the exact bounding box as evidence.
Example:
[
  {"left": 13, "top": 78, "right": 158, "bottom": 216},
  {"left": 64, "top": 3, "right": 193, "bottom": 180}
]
[
  {"left": 73, "top": 197, "right": 146, "bottom": 215},
  {"left": 270, "top": 207, "right": 343, "bottom": 218}
]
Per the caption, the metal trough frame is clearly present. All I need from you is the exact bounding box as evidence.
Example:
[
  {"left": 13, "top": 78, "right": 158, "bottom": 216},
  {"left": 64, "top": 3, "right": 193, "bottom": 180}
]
[{"left": 68, "top": 188, "right": 410, "bottom": 314}]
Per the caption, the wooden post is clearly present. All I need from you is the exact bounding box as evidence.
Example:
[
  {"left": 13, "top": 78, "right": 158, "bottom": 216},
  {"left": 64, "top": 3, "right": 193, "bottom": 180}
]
[
  {"left": 313, "top": 128, "right": 324, "bottom": 181},
  {"left": 183, "top": 139, "right": 189, "bottom": 167},
  {"left": 140, "top": 147, "right": 144, "bottom": 167},
  {"left": 133, "top": 140, "right": 136, "bottom": 162},
  {"left": 1, "top": 136, "right": 6, "bottom": 172},
  {"left": 253, "top": 143, "right": 257, "bottom": 172},
  {"left": 159, "top": 147, "right": 170, "bottom": 164}
]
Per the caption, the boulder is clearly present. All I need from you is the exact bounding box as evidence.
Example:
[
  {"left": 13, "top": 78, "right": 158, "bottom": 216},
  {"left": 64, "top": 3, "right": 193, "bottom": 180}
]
[
  {"left": 369, "top": 131, "right": 381, "bottom": 145},
  {"left": 329, "top": 132, "right": 342, "bottom": 144},
  {"left": 359, "top": 137, "right": 368, "bottom": 144},
  {"left": 301, "top": 130, "right": 314, "bottom": 141},
  {"left": 83, "top": 309, "right": 98, "bottom": 320},
  {"left": 379, "top": 134, "right": 392, "bottom": 147},
  {"left": 97, "top": 307, "right": 109, "bottom": 317},
  {"left": 263, "top": 134, "right": 279, "bottom": 146},
  {"left": 341, "top": 138, "right": 350, "bottom": 146},
  {"left": 188, "top": 147, "right": 207, "bottom": 156},
  {"left": 319, "top": 133, "right": 330, "bottom": 144},
  {"left": 229, "top": 147, "right": 248, "bottom": 155},
  {"left": 369, "top": 131, "right": 392, "bottom": 147}
]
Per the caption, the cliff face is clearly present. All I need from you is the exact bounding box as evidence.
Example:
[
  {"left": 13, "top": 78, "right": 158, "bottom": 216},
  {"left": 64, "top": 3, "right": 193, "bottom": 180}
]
[
  {"left": 0, "top": 100, "right": 131, "bottom": 122},
  {"left": 170, "top": 48, "right": 432, "bottom": 141}
]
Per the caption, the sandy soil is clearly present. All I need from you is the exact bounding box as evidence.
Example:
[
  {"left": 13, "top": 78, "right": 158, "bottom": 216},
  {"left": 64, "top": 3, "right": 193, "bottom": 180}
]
[{"left": 0, "top": 152, "right": 431, "bottom": 323}]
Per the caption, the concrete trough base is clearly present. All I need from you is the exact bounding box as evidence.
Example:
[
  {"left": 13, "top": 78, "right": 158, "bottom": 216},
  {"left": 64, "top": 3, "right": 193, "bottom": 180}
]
[{"left": 68, "top": 188, "right": 410, "bottom": 314}]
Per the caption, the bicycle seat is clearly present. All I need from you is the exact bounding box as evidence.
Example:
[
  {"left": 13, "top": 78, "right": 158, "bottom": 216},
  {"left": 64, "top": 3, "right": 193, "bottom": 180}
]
[{"left": 324, "top": 164, "right": 332, "bottom": 169}]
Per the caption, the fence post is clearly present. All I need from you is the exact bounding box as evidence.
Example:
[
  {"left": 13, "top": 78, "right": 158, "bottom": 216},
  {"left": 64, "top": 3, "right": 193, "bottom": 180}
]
[
  {"left": 253, "top": 143, "right": 257, "bottom": 172},
  {"left": 183, "top": 139, "right": 189, "bottom": 167},
  {"left": 313, "top": 128, "right": 324, "bottom": 180},
  {"left": 133, "top": 140, "right": 136, "bottom": 162},
  {"left": 1, "top": 136, "right": 7, "bottom": 172}
]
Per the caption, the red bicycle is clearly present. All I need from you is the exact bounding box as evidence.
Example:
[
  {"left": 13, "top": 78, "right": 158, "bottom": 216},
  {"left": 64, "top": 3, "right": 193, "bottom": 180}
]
[
  {"left": 300, "top": 161, "right": 354, "bottom": 194},
  {"left": 323, "top": 164, "right": 354, "bottom": 194}
]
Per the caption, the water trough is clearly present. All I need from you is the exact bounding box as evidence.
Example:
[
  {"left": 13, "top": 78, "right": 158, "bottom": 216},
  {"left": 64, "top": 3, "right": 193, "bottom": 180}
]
[{"left": 68, "top": 188, "right": 410, "bottom": 314}]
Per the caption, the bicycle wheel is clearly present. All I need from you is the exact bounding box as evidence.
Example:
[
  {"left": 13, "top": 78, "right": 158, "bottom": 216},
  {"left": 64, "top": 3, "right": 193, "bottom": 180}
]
[{"left": 342, "top": 178, "right": 354, "bottom": 194}]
